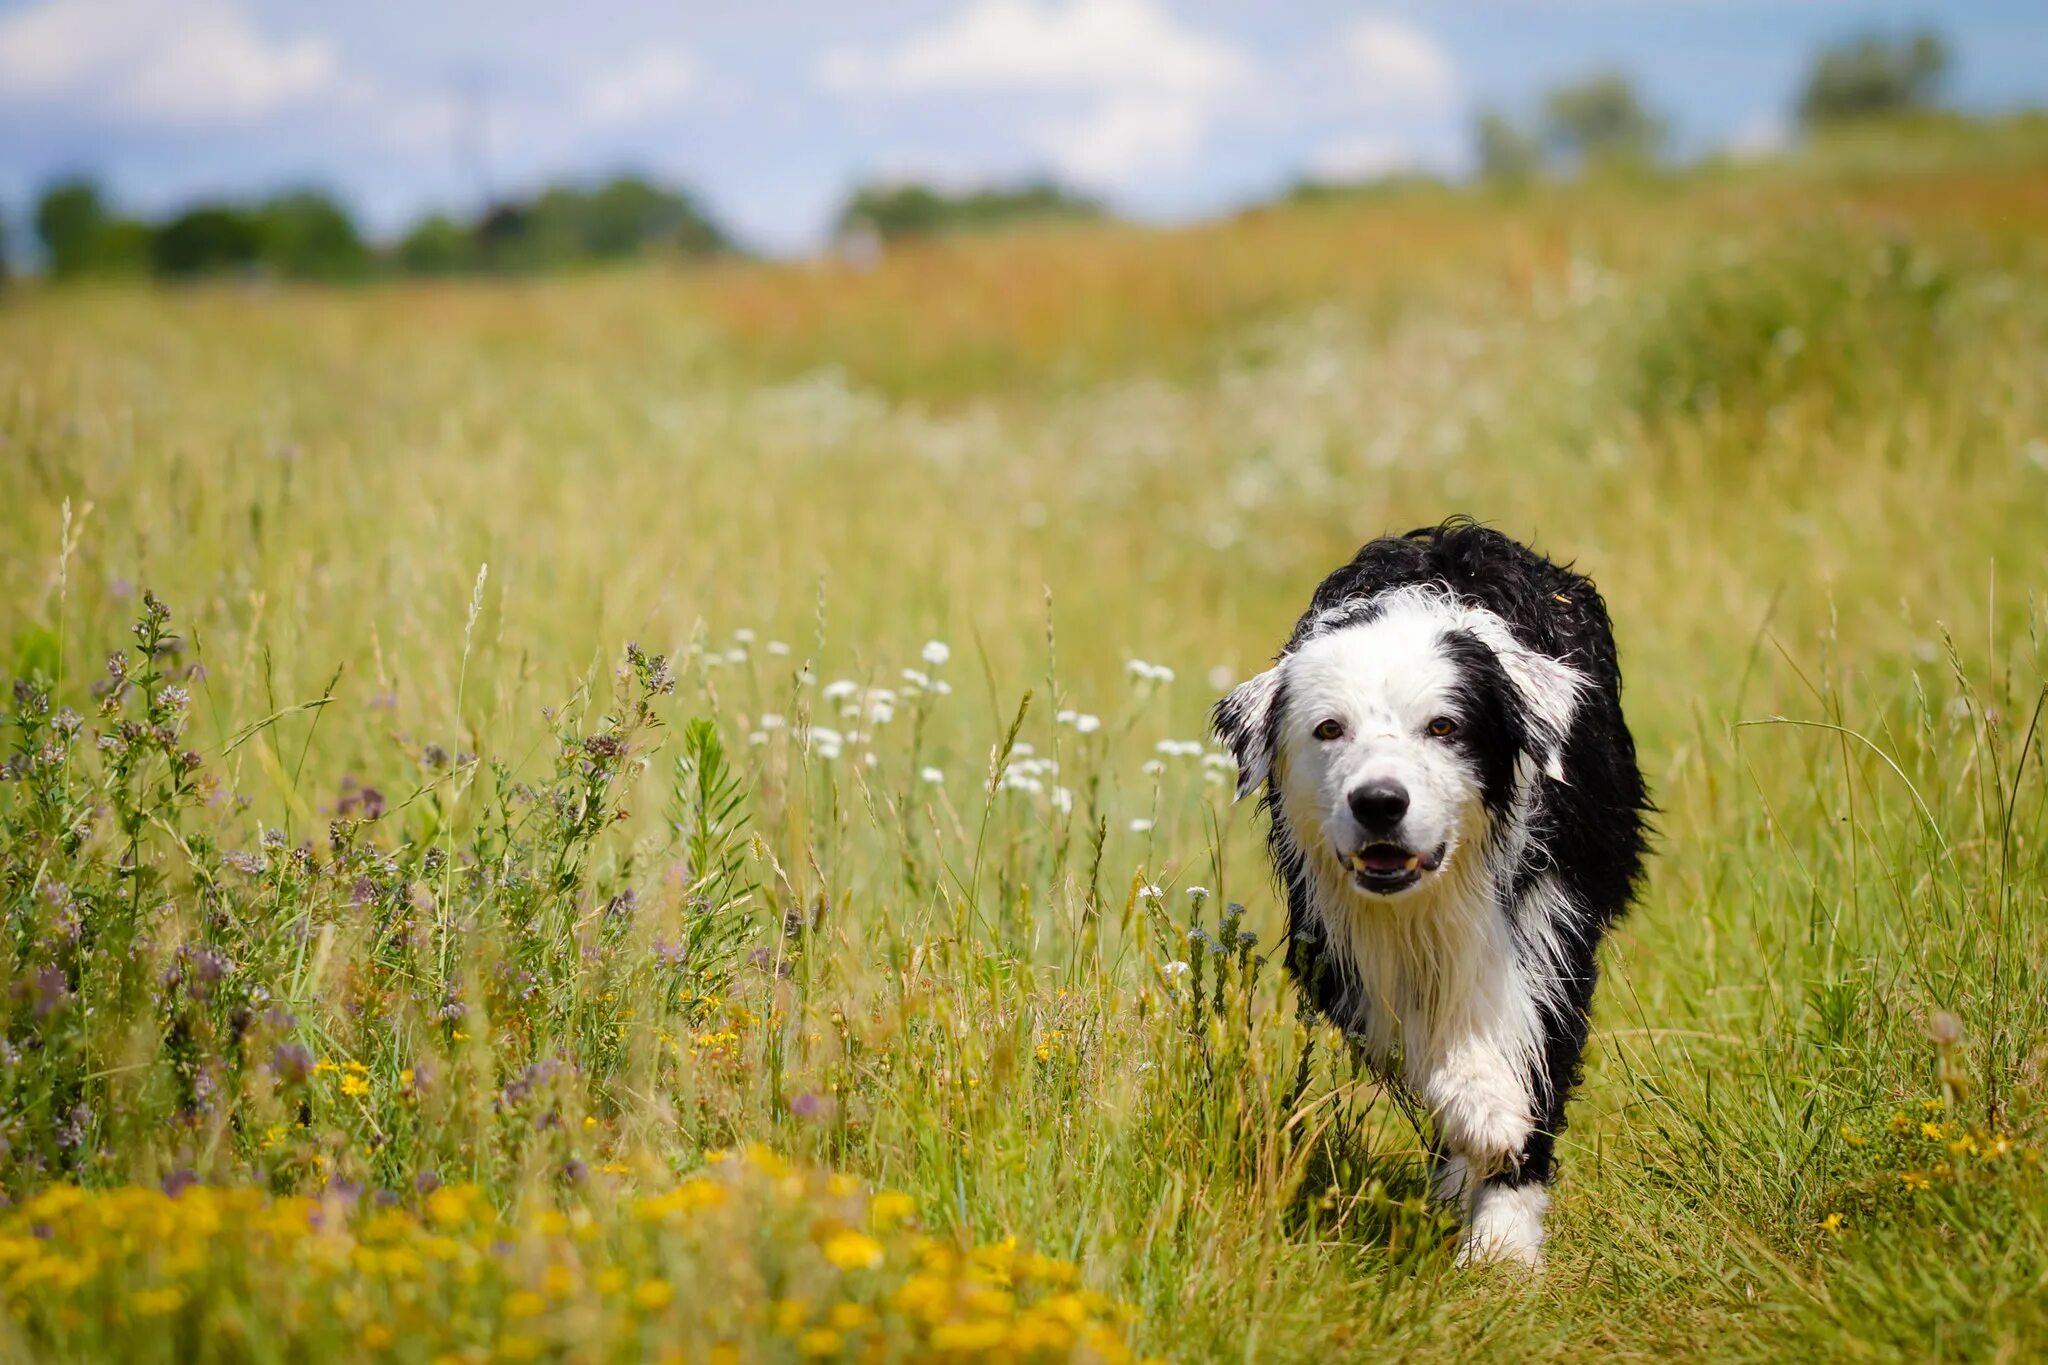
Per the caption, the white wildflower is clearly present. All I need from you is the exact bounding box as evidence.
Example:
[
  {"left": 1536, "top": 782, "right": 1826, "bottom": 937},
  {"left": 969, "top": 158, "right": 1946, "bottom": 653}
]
[
  {"left": 1050, "top": 786, "right": 1074, "bottom": 813},
  {"left": 1138, "top": 884, "right": 1163, "bottom": 901},
  {"left": 1074, "top": 713, "right": 1101, "bottom": 734},
  {"left": 758, "top": 713, "right": 787, "bottom": 731},
  {"left": 922, "top": 640, "right": 951, "bottom": 666},
  {"left": 1129, "top": 818, "right": 1154, "bottom": 833},
  {"left": 823, "top": 679, "right": 859, "bottom": 702},
  {"left": 767, "top": 640, "right": 792, "bottom": 657},
  {"left": 733, "top": 628, "right": 757, "bottom": 644},
  {"left": 920, "top": 766, "right": 945, "bottom": 784},
  {"left": 1141, "top": 759, "right": 1166, "bottom": 776}
]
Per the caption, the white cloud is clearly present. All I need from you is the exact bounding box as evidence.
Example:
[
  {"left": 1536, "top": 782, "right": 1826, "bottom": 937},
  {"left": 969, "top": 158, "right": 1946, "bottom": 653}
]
[
  {"left": 1338, "top": 17, "right": 1456, "bottom": 111},
  {"left": 576, "top": 47, "right": 701, "bottom": 129},
  {"left": 818, "top": 0, "right": 1254, "bottom": 192},
  {"left": 1035, "top": 94, "right": 1207, "bottom": 186},
  {"left": 1307, "top": 132, "right": 1417, "bottom": 183},
  {"left": 0, "top": 0, "right": 340, "bottom": 125},
  {"left": 819, "top": 0, "right": 1252, "bottom": 100}
]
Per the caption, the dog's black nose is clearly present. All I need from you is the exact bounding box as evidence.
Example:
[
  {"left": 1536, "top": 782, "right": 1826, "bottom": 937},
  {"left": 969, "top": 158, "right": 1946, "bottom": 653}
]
[{"left": 1348, "top": 781, "right": 1409, "bottom": 830}]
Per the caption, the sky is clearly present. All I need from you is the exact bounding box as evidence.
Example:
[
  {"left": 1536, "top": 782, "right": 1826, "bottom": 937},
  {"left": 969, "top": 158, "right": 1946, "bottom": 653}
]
[{"left": 2, "top": 0, "right": 2045, "bottom": 254}]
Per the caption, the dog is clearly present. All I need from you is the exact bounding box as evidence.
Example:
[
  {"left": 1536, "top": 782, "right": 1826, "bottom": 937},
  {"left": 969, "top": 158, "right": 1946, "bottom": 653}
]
[{"left": 1212, "top": 519, "right": 1648, "bottom": 1267}]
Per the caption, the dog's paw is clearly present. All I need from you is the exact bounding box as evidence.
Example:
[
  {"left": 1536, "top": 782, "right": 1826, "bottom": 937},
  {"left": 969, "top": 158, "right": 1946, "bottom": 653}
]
[
  {"left": 1457, "top": 1183, "right": 1548, "bottom": 1271},
  {"left": 1422, "top": 1049, "right": 1534, "bottom": 1170}
]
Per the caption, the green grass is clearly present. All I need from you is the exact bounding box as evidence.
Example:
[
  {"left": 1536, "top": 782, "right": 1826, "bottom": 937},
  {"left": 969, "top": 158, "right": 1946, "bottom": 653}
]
[{"left": 1, "top": 146, "right": 2047, "bottom": 1362}]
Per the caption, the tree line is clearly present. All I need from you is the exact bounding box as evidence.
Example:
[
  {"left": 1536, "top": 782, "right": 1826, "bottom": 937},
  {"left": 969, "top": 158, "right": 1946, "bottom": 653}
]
[
  {"left": 1465, "top": 27, "right": 1952, "bottom": 184},
  {"left": 0, "top": 26, "right": 1971, "bottom": 282},
  {"left": 24, "top": 175, "right": 734, "bottom": 283}
]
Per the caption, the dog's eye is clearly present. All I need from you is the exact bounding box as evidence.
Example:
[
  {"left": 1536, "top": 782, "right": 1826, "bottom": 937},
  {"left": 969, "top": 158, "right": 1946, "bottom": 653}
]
[
  {"left": 1427, "top": 716, "right": 1458, "bottom": 738},
  {"left": 1312, "top": 718, "right": 1345, "bottom": 742}
]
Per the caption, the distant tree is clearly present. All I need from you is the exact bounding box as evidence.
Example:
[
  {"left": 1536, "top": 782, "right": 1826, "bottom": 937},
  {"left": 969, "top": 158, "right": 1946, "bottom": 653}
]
[
  {"left": 450, "top": 177, "right": 731, "bottom": 273},
  {"left": 256, "top": 190, "right": 371, "bottom": 280},
  {"left": 396, "top": 214, "right": 474, "bottom": 274},
  {"left": 471, "top": 201, "right": 535, "bottom": 271},
  {"left": 1541, "top": 71, "right": 1666, "bottom": 169},
  {"left": 1475, "top": 108, "right": 1544, "bottom": 183},
  {"left": 150, "top": 204, "right": 264, "bottom": 278},
  {"left": 34, "top": 178, "right": 147, "bottom": 277},
  {"left": 1797, "top": 29, "right": 1950, "bottom": 127},
  {"left": 834, "top": 180, "right": 1103, "bottom": 242},
  {"left": 561, "top": 176, "right": 728, "bottom": 259}
]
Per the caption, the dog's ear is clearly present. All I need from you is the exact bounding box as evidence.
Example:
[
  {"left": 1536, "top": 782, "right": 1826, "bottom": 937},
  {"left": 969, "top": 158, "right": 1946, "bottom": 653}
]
[
  {"left": 1494, "top": 647, "right": 1585, "bottom": 782},
  {"left": 1211, "top": 665, "right": 1283, "bottom": 801}
]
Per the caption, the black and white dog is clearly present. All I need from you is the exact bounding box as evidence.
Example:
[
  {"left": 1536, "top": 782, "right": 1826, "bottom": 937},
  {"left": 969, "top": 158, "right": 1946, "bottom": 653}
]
[{"left": 1213, "top": 519, "right": 1648, "bottom": 1267}]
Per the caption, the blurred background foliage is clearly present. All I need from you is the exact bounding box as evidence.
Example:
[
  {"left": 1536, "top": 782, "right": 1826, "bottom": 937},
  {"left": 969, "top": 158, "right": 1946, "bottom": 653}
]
[{"left": 0, "top": 25, "right": 2008, "bottom": 285}]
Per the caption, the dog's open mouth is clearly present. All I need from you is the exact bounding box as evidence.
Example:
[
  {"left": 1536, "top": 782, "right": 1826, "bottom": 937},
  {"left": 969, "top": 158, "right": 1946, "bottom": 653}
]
[{"left": 1346, "top": 842, "right": 1444, "bottom": 894}]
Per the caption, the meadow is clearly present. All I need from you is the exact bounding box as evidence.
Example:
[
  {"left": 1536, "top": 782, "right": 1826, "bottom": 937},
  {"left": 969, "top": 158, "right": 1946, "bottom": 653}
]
[{"left": 2, "top": 135, "right": 2047, "bottom": 1361}]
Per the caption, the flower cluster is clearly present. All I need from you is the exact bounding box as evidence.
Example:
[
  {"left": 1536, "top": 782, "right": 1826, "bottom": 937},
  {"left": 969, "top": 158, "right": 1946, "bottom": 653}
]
[{"left": 0, "top": 1148, "right": 1155, "bottom": 1362}]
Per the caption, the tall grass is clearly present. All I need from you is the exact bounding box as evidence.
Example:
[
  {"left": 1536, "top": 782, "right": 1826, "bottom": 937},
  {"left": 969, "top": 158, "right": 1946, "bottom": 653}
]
[{"left": 1, "top": 151, "right": 2045, "bottom": 1361}]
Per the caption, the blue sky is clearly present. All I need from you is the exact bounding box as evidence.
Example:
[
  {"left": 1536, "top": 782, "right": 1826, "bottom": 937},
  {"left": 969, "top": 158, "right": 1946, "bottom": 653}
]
[{"left": 2, "top": 0, "right": 2044, "bottom": 253}]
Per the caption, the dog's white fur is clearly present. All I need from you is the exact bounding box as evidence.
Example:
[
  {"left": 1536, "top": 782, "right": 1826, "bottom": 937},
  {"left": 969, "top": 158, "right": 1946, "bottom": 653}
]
[{"left": 1241, "top": 587, "right": 1588, "bottom": 1267}]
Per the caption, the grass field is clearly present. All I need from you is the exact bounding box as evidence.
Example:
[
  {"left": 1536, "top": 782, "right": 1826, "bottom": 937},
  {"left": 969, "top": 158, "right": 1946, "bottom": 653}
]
[{"left": 3, "top": 137, "right": 2048, "bottom": 1361}]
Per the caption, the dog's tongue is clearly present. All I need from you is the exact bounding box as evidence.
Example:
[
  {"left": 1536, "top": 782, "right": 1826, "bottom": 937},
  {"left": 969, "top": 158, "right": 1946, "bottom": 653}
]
[{"left": 1360, "top": 847, "right": 1411, "bottom": 872}]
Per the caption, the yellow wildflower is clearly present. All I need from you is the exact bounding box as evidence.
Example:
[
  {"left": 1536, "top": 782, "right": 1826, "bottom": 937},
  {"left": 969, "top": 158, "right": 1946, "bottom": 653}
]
[
  {"left": 796, "top": 1328, "right": 843, "bottom": 1358},
  {"left": 828, "top": 1303, "right": 878, "bottom": 1331},
  {"left": 932, "top": 1320, "right": 1008, "bottom": 1352},
  {"left": 1921, "top": 1122, "right": 1944, "bottom": 1140},
  {"left": 339, "top": 1074, "right": 371, "bottom": 1098},
  {"left": 503, "top": 1290, "right": 545, "bottom": 1321},
  {"left": 130, "top": 1286, "right": 188, "bottom": 1316},
  {"left": 822, "top": 1229, "right": 884, "bottom": 1271},
  {"left": 1820, "top": 1212, "right": 1846, "bottom": 1234},
  {"left": 632, "top": 1280, "right": 674, "bottom": 1312},
  {"left": 1901, "top": 1171, "right": 1931, "bottom": 1191},
  {"left": 870, "top": 1191, "right": 916, "bottom": 1228}
]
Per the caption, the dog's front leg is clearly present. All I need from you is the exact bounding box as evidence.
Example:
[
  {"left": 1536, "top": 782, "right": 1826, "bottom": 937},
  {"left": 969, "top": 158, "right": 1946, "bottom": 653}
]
[{"left": 1416, "top": 1033, "right": 1546, "bottom": 1268}]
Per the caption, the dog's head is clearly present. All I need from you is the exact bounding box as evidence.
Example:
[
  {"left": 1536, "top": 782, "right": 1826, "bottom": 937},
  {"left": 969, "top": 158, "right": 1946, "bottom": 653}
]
[{"left": 1213, "top": 588, "right": 1583, "bottom": 900}]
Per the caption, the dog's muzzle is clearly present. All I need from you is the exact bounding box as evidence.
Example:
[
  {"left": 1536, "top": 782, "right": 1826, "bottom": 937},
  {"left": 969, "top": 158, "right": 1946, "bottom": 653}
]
[{"left": 1345, "top": 841, "right": 1445, "bottom": 895}]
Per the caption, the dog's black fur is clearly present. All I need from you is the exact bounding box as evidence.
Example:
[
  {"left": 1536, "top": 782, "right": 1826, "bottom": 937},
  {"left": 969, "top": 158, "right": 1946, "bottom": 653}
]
[{"left": 1229, "top": 518, "right": 1650, "bottom": 1193}]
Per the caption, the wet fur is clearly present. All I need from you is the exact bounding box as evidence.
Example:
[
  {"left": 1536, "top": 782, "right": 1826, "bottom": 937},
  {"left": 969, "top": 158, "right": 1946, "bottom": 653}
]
[{"left": 1213, "top": 519, "right": 1650, "bottom": 1265}]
